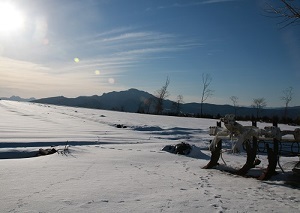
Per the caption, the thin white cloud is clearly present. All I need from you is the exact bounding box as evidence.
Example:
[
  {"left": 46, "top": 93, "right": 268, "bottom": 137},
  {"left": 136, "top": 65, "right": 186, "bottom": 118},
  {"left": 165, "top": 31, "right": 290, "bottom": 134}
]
[
  {"left": 154, "top": 0, "right": 239, "bottom": 9},
  {"left": 100, "top": 31, "right": 176, "bottom": 45},
  {"left": 115, "top": 47, "right": 183, "bottom": 56},
  {"left": 102, "top": 32, "right": 153, "bottom": 42},
  {"left": 178, "top": 43, "right": 205, "bottom": 48},
  {"left": 52, "top": 28, "right": 202, "bottom": 74},
  {"left": 201, "top": 0, "right": 238, "bottom": 4},
  {"left": 76, "top": 26, "right": 136, "bottom": 44},
  {"left": 57, "top": 56, "right": 139, "bottom": 75}
]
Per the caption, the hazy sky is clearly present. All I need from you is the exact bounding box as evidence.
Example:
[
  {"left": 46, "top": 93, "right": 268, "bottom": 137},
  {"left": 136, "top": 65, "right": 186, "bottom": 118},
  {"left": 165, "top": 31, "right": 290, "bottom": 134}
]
[{"left": 0, "top": 0, "right": 299, "bottom": 107}]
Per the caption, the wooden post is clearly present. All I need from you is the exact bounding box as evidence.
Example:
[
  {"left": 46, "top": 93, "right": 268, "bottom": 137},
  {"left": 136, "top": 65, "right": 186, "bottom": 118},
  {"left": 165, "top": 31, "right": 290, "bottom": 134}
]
[
  {"left": 236, "top": 137, "right": 258, "bottom": 176},
  {"left": 236, "top": 121, "right": 258, "bottom": 176},
  {"left": 258, "top": 139, "right": 279, "bottom": 180},
  {"left": 203, "top": 140, "right": 222, "bottom": 169},
  {"left": 258, "top": 121, "right": 280, "bottom": 180}
]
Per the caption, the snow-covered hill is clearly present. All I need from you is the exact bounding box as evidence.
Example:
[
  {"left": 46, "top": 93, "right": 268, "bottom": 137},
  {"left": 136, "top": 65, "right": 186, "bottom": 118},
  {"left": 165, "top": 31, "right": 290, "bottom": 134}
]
[{"left": 0, "top": 100, "right": 299, "bottom": 213}]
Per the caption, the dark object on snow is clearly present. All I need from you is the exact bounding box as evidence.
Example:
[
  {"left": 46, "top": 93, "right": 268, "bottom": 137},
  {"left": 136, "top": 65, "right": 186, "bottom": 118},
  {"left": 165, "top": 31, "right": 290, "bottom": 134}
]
[
  {"left": 175, "top": 142, "right": 192, "bottom": 155},
  {"left": 285, "top": 162, "right": 300, "bottom": 187},
  {"left": 38, "top": 148, "right": 57, "bottom": 156},
  {"left": 292, "top": 167, "right": 300, "bottom": 175},
  {"left": 162, "top": 142, "right": 192, "bottom": 155},
  {"left": 253, "top": 158, "right": 261, "bottom": 167},
  {"left": 116, "top": 124, "right": 127, "bottom": 128},
  {"left": 292, "top": 161, "right": 300, "bottom": 175},
  {"left": 161, "top": 145, "right": 176, "bottom": 153}
]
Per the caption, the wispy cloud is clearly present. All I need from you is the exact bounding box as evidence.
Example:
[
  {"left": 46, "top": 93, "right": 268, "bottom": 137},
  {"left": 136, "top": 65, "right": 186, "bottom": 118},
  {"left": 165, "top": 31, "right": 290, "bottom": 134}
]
[
  {"left": 55, "top": 28, "right": 202, "bottom": 73},
  {"left": 75, "top": 26, "right": 136, "bottom": 44},
  {"left": 152, "top": 0, "right": 239, "bottom": 10},
  {"left": 114, "top": 47, "right": 182, "bottom": 56},
  {"left": 57, "top": 56, "right": 139, "bottom": 75},
  {"left": 156, "top": 2, "right": 201, "bottom": 10},
  {"left": 102, "top": 32, "right": 154, "bottom": 42},
  {"left": 0, "top": 25, "right": 203, "bottom": 97},
  {"left": 201, "top": 0, "right": 238, "bottom": 4},
  {"left": 96, "top": 31, "right": 176, "bottom": 46}
]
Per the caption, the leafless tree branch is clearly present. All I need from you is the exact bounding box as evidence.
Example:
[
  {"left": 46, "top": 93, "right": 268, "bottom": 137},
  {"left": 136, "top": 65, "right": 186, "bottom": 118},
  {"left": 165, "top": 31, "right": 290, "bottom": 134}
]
[
  {"left": 265, "top": 0, "right": 300, "bottom": 28},
  {"left": 230, "top": 96, "right": 239, "bottom": 116},
  {"left": 200, "top": 73, "right": 214, "bottom": 117},
  {"left": 155, "top": 76, "right": 170, "bottom": 114},
  {"left": 281, "top": 86, "right": 293, "bottom": 119},
  {"left": 252, "top": 98, "right": 267, "bottom": 120}
]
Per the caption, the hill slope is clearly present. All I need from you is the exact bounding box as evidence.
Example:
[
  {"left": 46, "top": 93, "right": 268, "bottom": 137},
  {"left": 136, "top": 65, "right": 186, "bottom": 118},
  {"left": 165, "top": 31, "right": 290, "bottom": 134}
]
[
  {"left": 0, "top": 100, "right": 299, "bottom": 213},
  {"left": 32, "top": 88, "right": 300, "bottom": 119}
]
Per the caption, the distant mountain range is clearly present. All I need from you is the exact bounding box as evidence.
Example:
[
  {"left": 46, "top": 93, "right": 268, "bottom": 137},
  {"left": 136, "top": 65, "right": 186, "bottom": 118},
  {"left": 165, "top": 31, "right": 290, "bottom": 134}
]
[
  {"left": 31, "top": 88, "right": 300, "bottom": 119},
  {"left": 0, "top": 96, "right": 35, "bottom": 102}
]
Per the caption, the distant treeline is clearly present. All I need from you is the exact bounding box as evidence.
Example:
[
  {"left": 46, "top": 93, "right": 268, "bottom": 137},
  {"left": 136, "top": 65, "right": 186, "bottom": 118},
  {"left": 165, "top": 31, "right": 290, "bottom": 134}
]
[{"left": 140, "top": 110, "right": 300, "bottom": 126}]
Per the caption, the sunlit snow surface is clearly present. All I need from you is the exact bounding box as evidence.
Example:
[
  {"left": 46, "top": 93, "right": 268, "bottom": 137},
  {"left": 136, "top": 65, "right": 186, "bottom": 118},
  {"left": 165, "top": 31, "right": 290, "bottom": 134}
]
[{"left": 0, "top": 100, "right": 299, "bottom": 213}]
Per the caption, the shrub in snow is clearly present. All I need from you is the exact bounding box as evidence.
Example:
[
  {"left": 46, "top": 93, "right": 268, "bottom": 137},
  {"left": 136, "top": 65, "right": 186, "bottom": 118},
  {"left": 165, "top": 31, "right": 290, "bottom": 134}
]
[{"left": 37, "top": 148, "right": 57, "bottom": 156}]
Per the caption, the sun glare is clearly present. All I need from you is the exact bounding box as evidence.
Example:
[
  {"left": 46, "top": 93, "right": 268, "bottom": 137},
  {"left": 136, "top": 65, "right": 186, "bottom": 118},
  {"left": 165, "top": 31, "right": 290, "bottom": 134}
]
[{"left": 0, "top": 2, "right": 24, "bottom": 33}]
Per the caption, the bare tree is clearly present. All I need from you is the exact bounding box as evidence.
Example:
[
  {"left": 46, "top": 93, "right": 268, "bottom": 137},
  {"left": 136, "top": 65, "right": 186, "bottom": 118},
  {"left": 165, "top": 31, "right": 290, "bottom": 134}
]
[
  {"left": 281, "top": 86, "right": 293, "bottom": 119},
  {"left": 230, "top": 96, "right": 239, "bottom": 117},
  {"left": 200, "top": 73, "right": 213, "bottom": 117},
  {"left": 172, "top": 95, "right": 184, "bottom": 115},
  {"left": 265, "top": 0, "right": 300, "bottom": 28},
  {"left": 155, "top": 76, "right": 170, "bottom": 114},
  {"left": 252, "top": 98, "right": 267, "bottom": 120}
]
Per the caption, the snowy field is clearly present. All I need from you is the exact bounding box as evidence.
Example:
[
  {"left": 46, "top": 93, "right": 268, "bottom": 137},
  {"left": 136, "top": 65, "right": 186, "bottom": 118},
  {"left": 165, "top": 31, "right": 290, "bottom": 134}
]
[{"left": 0, "top": 100, "right": 299, "bottom": 213}]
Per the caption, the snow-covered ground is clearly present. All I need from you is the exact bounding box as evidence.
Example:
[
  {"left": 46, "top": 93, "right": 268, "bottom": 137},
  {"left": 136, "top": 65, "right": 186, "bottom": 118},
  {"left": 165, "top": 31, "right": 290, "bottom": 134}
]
[{"left": 0, "top": 100, "right": 299, "bottom": 213}]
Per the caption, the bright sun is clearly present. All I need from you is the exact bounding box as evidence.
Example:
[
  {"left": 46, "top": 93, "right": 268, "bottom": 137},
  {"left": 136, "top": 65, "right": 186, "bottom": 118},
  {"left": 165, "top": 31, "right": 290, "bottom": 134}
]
[{"left": 0, "top": 2, "right": 24, "bottom": 34}]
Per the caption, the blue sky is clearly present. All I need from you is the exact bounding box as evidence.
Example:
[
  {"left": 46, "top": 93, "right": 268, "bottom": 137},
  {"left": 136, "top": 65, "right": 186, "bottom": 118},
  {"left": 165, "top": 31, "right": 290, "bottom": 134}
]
[{"left": 0, "top": 0, "right": 299, "bottom": 107}]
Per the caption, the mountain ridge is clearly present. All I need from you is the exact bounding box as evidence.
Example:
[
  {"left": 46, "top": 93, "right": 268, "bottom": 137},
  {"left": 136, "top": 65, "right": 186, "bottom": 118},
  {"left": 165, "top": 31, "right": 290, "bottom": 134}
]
[
  {"left": 0, "top": 96, "right": 36, "bottom": 102},
  {"left": 30, "top": 88, "right": 300, "bottom": 119}
]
